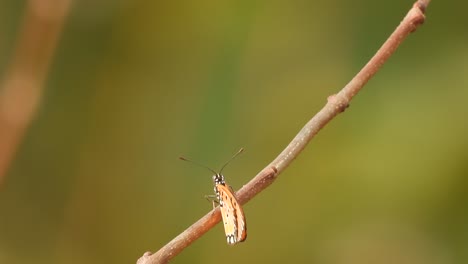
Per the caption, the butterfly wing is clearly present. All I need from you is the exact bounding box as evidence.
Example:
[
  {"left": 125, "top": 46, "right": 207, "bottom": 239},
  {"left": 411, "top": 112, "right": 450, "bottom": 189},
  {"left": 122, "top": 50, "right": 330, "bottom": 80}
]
[{"left": 216, "top": 184, "right": 247, "bottom": 244}]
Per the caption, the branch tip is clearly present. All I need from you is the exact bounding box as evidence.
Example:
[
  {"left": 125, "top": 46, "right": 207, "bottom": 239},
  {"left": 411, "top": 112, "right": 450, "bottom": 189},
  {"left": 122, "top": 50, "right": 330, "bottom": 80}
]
[{"left": 415, "top": 0, "right": 430, "bottom": 13}]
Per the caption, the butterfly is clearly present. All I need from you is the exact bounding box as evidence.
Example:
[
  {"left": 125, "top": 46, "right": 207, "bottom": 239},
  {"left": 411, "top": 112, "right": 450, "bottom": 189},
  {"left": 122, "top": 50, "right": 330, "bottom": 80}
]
[{"left": 180, "top": 148, "right": 247, "bottom": 245}]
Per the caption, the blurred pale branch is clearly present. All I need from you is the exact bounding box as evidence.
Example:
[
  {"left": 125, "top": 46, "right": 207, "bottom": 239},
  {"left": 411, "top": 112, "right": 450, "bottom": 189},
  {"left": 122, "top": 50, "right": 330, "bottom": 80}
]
[
  {"left": 0, "top": 0, "right": 71, "bottom": 186},
  {"left": 138, "top": 1, "right": 431, "bottom": 263}
]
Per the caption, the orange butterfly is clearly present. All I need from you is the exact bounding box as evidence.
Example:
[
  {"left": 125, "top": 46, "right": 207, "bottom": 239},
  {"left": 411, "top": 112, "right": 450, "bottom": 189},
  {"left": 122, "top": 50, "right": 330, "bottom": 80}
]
[{"left": 180, "top": 148, "right": 247, "bottom": 245}]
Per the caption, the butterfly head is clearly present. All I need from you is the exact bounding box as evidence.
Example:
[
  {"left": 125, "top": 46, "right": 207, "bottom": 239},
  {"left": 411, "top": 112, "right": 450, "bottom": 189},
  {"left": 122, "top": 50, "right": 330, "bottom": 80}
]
[{"left": 212, "top": 173, "right": 226, "bottom": 186}]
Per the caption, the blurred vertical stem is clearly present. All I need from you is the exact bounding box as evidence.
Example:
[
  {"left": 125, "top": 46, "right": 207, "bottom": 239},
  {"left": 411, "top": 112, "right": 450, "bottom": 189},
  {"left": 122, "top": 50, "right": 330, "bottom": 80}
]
[
  {"left": 139, "top": 1, "right": 430, "bottom": 263},
  {"left": 0, "top": 0, "right": 72, "bottom": 186}
]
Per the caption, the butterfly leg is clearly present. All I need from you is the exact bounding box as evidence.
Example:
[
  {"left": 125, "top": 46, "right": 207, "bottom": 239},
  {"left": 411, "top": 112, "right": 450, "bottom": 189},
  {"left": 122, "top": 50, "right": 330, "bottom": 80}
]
[{"left": 204, "top": 194, "right": 219, "bottom": 209}]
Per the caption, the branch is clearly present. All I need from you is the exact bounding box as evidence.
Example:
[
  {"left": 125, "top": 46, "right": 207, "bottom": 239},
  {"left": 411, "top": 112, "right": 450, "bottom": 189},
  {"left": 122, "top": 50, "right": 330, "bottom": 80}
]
[
  {"left": 138, "top": 1, "right": 431, "bottom": 263},
  {"left": 0, "top": 0, "right": 71, "bottom": 186}
]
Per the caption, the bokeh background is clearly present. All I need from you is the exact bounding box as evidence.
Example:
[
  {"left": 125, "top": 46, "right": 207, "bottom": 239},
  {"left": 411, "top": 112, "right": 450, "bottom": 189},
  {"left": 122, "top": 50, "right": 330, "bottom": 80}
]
[{"left": 1, "top": 0, "right": 467, "bottom": 263}]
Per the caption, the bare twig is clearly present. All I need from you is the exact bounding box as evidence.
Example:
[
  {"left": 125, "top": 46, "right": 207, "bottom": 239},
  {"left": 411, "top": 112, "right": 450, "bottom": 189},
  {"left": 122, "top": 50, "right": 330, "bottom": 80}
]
[
  {"left": 0, "top": 0, "right": 71, "bottom": 186},
  {"left": 138, "top": 1, "right": 431, "bottom": 263}
]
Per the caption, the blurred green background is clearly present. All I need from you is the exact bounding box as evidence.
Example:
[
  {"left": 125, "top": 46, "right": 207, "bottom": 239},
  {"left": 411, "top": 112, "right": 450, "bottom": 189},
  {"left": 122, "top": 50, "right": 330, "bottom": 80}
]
[{"left": 1, "top": 0, "right": 468, "bottom": 263}]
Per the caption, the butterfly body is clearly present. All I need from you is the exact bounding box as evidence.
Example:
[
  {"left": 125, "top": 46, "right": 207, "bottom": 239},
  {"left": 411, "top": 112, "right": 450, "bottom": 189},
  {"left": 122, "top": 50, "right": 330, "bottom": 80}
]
[{"left": 213, "top": 173, "right": 247, "bottom": 245}]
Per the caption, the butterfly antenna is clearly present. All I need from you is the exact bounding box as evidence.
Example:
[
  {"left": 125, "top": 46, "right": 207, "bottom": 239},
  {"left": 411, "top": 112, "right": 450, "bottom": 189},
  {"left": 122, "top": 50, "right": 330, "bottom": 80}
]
[
  {"left": 179, "top": 156, "right": 218, "bottom": 175},
  {"left": 219, "top": 148, "right": 244, "bottom": 174}
]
